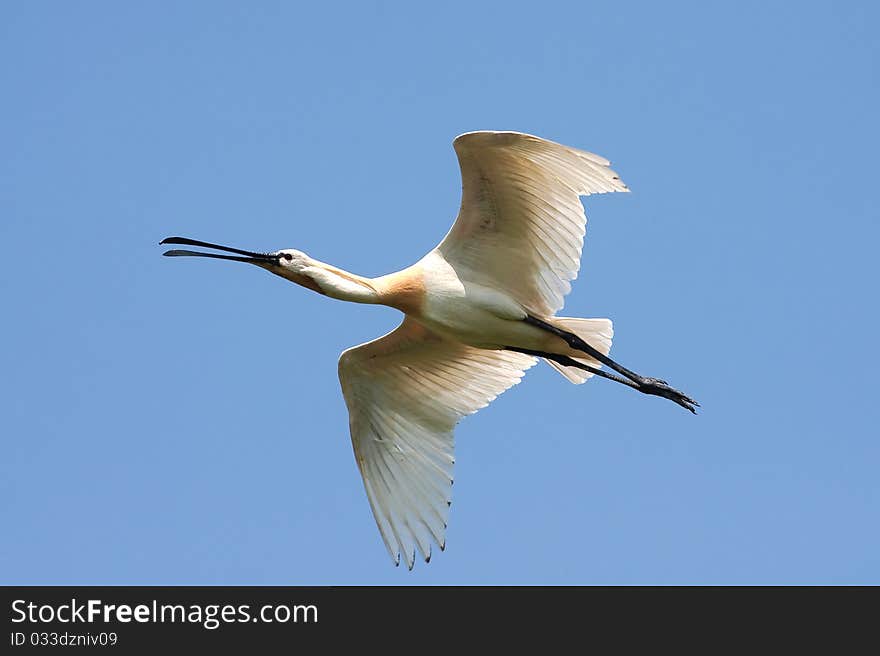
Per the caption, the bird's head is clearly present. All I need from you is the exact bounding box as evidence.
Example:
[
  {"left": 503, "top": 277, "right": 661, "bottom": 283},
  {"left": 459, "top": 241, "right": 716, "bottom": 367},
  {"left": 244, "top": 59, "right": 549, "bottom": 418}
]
[{"left": 160, "top": 236, "right": 326, "bottom": 295}]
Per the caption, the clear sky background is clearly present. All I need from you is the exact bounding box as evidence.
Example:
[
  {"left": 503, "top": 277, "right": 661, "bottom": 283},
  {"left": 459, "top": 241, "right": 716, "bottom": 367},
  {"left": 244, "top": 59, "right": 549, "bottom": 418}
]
[{"left": 2, "top": 1, "right": 877, "bottom": 584}]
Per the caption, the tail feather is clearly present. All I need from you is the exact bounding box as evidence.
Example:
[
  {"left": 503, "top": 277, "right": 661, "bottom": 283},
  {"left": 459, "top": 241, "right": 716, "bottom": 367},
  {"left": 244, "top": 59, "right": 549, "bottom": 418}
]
[{"left": 543, "top": 317, "right": 613, "bottom": 384}]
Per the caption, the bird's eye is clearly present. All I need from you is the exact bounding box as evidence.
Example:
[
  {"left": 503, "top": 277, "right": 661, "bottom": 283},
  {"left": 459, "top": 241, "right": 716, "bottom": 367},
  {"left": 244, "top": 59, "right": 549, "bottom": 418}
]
[{"left": 282, "top": 253, "right": 293, "bottom": 261}]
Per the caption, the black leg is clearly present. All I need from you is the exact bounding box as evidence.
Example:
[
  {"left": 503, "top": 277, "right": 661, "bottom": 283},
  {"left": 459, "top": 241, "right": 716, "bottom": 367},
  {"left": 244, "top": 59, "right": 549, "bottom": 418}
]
[
  {"left": 519, "top": 316, "right": 700, "bottom": 414},
  {"left": 523, "top": 315, "right": 643, "bottom": 381},
  {"left": 507, "top": 347, "right": 640, "bottom": 388}
]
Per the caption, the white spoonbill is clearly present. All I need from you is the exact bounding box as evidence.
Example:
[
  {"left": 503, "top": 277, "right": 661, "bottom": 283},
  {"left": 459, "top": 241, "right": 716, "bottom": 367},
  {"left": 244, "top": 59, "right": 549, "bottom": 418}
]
[{"left": 161, "top": 131, "right": 697, "bottom": 569}]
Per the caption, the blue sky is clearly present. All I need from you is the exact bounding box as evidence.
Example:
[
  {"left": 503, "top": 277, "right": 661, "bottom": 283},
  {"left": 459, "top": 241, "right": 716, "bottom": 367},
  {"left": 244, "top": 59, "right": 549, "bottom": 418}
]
[{"left": 2, "top": 1, "right": 877, "bottom": 584}]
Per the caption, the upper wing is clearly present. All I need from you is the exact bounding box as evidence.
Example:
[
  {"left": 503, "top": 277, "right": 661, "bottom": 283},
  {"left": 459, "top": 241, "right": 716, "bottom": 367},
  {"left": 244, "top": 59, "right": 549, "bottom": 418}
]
[
  {"left": 437, "top": 131, "right": 629, "bottom": 317},
  {"left": 338, "top": 317, "right": 537, "bottom": 568}
]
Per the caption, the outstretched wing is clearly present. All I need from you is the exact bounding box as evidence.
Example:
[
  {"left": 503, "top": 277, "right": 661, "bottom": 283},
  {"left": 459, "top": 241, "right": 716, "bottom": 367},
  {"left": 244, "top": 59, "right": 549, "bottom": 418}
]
[
  {"left": 338, "top": 317, "right": 537, "bottom": 568},
  {"left": 437, "top": 131, "right": 629, "bottom": 317}
]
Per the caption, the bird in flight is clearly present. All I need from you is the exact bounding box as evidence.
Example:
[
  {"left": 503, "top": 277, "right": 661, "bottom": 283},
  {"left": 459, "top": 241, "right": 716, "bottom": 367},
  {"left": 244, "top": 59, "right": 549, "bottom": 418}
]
[{"left": 161, "top": 131, "right": 698, "bottom": 569}]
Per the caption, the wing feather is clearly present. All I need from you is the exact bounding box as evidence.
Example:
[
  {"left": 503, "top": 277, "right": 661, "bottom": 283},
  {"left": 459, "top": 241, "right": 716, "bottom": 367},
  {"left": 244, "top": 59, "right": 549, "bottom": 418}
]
[
  {"left": 438, "top": 131, "right": 628, "bottom": 316},
  {"left": 338, "top": 317, "right": 536, "bottom": 568}
]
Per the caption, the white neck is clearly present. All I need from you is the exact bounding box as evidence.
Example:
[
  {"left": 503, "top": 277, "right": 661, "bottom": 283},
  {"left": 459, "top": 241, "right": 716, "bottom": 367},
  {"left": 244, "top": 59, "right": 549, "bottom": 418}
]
[{"left": 302, "top": 261, "right": 379, "bottom": 304}]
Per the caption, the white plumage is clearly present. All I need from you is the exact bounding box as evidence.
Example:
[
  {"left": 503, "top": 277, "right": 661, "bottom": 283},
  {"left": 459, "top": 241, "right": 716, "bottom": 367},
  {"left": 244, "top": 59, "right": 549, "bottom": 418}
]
[
  {"left": 162, "top": 131, "right": 697, "bottom": 569},
  {"left": 439, "top": 132, "right": 628, "bottom": 317},
  {"left": 338, "top": 132, "right": 627, "bottom": 567},
  {"left": 339, "top": 318, "right": 537, "bottom": 568}
]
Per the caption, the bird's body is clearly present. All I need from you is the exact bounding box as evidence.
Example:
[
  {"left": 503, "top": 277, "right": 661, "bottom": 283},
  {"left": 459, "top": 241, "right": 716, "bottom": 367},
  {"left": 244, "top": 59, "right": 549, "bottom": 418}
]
[
  {"left": 402, "top": 253, "right": 539, "bottom": 349},
  {"left": 330, "top": 250, "right": 550, "bottom": 350},
  {"left": 162, "top": 131, "right": 697, "bottom": 569}
]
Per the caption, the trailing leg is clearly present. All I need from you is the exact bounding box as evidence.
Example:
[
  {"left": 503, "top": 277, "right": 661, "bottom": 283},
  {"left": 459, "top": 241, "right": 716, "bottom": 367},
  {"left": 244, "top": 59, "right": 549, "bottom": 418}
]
[
  {"left": 520, "top": 315, "right": 699, "bottom": 414},
  {"left": 506, "top": 347, "right": 639, "bottom": 388}
]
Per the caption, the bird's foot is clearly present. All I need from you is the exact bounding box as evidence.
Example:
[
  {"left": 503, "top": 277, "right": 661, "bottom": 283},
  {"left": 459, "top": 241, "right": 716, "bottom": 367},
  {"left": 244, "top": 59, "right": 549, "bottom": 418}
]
[{"left": 637, "top": 377, "right": 700, "bottom": 414}]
